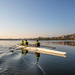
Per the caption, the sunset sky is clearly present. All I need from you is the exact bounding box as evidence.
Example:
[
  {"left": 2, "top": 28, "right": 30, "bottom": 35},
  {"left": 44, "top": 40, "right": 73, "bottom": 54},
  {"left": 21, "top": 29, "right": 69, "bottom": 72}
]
[{"left": 0, "top": 0, "right": 75, "bottom": 38}]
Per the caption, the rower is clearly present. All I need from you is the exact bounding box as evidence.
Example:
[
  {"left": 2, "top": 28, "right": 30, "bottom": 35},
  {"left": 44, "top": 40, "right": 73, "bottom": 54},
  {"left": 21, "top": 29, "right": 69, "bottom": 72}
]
[
  {"left": 24, "top": 40, "right": 29, "bottom": 46},
  {"left": 35, "top": 40, "right": 40, "bottom": 47},
  {"left": 21, "top": 40, "right": 24, "bottom": 54},
  {"left": 21, "top": 40, "right": 24, "bottom": 45},
  {"left": 21, "top": 40, "right": 28, "bottom": 54},
  {"left": 35, "top": 40, "right": 40, "bottom": 63},
  {"left": 23, "top": 40, "right": 29, "bottom": 54}
]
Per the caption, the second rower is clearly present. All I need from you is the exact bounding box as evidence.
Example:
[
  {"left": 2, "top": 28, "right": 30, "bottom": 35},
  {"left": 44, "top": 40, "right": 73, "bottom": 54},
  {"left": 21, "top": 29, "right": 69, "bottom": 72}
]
[{"left": 24, "top": 40, "right": 29, "bottom": 46}]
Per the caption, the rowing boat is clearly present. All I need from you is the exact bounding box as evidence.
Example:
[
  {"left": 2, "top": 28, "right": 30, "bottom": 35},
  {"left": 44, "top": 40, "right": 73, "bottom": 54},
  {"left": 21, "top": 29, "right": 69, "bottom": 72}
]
[{"left": 17, "top": 45, "right": 66, "bottom": 57}]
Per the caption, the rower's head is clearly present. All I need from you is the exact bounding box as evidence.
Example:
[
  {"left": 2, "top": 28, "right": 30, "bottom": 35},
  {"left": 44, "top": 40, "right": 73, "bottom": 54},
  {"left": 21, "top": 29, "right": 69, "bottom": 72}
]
[
  {"left": 25, "top": 40, "right": 27, "bottom": 41},
  {"left": 37, "top": 40, "right": 38, "bottom": 42}
]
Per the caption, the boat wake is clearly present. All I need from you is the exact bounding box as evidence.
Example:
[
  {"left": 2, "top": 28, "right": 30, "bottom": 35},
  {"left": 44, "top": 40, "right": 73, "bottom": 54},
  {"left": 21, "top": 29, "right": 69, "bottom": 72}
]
[
  {"left": 0, "top": 64, "right": 8, "bottom": 73},
  {"left": 36, "top": 63, "right": 46, "bottom": 75}
]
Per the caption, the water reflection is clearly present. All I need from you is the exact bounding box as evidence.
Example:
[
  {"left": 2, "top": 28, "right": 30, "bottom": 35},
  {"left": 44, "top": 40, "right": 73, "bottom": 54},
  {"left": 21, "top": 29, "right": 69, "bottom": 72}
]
[
  {"left": 21, "top": 48, "right": 41, "bottom": 63},
  {"left": 35, "top": 52, "right": 40, "bottom": 64},
  {"left": 0, "top": 40, "right": 75, "bottom": 75},
  {"left": 51, "top": 41, "right": 75, "bottom": 46},
  {"left": 21, "top": 48, "right": 28, "bottom": 55}
]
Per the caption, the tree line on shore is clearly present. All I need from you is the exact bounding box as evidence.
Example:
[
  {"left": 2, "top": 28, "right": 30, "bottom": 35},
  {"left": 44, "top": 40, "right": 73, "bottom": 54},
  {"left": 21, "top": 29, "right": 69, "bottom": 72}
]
[{"left": 0, "top": 34, "right": 75, "bottom": 40}]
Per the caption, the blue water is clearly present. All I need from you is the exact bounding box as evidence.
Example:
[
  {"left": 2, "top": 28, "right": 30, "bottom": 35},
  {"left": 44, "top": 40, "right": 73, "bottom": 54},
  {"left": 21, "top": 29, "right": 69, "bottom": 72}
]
[{"left": 0, "top": 40, "right": 75, "bottom": 75}]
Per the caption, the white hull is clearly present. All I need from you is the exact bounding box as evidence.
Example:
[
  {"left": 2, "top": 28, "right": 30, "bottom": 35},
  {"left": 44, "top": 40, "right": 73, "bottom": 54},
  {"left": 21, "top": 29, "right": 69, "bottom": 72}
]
[{"left": 18, "top": 45, "right": 66, "bottom": 57}]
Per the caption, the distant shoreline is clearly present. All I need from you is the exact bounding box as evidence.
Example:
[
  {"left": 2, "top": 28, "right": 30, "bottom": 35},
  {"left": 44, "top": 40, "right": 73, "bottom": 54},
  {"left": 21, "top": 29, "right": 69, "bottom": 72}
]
[
  {"left": 0, "top": 34, "right": 75, "bottom": 40},
  {"left": 0, "top": 38, "right": 75, "bottom": 41}
]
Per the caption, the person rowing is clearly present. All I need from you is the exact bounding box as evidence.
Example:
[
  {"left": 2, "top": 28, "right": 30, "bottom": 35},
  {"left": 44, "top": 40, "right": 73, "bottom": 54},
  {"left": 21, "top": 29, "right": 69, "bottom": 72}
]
[
  {"left": 21, "top": 40, "right": 29, "bottom": 54},
  {"left": 21, "top": 40, "right": 24, "bottom": 45},
  {"left": 35, "top": 40, "right": 40, "bottom": 47},
  {"left": 24, "top": 40, "right": 29, "bottom": 46},
  {"left": 35, "top": 40, "right": 40, "bottom": 64},
  {"left": 21, "top": 40, "right": 29, "bottom": 46}
]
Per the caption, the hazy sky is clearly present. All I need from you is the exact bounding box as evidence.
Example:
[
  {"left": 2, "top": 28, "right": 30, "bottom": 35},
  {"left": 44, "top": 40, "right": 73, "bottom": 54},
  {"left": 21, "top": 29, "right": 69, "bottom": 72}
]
[{"left": 0, "top": 0, "right": 75, "bottom": 38}]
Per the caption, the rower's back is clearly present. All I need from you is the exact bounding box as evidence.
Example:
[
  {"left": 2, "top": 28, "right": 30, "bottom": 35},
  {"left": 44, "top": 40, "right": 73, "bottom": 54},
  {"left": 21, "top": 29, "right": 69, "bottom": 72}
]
[
  {"left": 35, "top": 40, "right": 40, "bottom": 47},
  {"left": 24, "top": 40, "right": 28, "bottom": 46}
]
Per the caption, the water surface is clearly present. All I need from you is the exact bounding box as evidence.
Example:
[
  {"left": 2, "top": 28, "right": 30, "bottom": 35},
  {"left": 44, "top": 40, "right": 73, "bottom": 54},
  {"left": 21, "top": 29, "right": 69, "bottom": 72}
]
[{"left": 0, "top": 40, "right": 75, "bottom": 75}]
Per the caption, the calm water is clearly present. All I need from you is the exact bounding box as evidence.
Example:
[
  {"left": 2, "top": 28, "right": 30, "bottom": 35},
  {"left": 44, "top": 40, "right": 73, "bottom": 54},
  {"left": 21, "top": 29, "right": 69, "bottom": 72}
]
[{"left": 0, "top": 40, "right": 75, "bottom": 75}]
